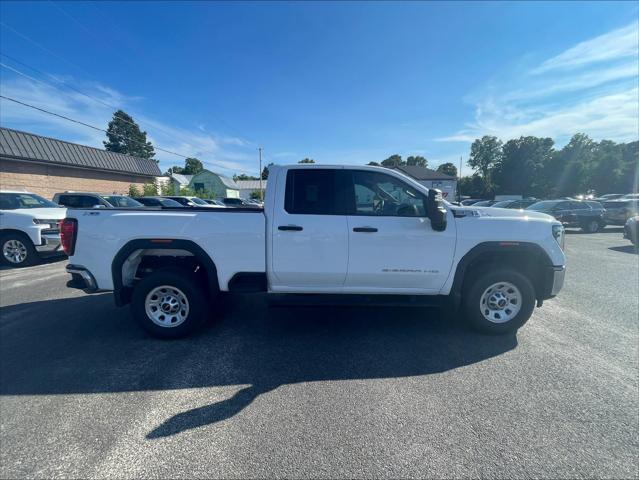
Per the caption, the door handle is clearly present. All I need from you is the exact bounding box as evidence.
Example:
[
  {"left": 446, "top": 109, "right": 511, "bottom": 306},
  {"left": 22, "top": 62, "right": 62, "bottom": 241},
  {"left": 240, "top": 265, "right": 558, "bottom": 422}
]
[
  {"left": 278, "top": 225, "right": 303, "bottom": 231},
  {"left": 353, "top": 227, "right": 378, "bottom": 233}
]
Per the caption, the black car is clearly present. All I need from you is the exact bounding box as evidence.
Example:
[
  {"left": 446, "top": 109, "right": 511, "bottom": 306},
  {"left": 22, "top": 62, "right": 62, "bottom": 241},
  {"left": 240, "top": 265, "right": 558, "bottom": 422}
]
[
  {"left": 624, "top": 216, "right": 638, "bottom": 245},
  {"left": 490, "top": 198, "right": 538, "bottom": 209},
  {"left": 526, "top": 199, "right": 605, "bottom": 233},
  {"left": 133, "top": 197, "right": 183, "bottom": 208},
  {"left": 602, "top": 199, "right": 639, "bottom": 225}
]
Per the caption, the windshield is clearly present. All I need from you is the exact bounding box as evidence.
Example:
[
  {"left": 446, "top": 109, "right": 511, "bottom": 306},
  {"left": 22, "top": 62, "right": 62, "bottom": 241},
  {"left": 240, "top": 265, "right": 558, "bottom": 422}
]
[
  {"left": 472, "top": 200, "right": 493, "bottom": 207},
  {"left": 526, "top": 201, "right": 560, "bottom": 211},
  {"left": 189, "top": 197, "right": 209, "bottom": 205},
  {"left": 0, "top": 193, "right": 60, "bottom": 210},
  {"left": 491, "top": 200, "right": 512, "bottom": 208},
  {"left": 102, "top": 196, "right": 143, "bottom": 208}
]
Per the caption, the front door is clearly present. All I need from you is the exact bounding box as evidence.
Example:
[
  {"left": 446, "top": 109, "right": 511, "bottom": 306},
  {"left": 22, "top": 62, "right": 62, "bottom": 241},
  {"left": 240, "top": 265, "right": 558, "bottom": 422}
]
[
  {"left": 343, "top": 170, "right": 456, "bottom": 293},
  {"left": 270, "top": 168, "right": 349, "bottom": 291}
]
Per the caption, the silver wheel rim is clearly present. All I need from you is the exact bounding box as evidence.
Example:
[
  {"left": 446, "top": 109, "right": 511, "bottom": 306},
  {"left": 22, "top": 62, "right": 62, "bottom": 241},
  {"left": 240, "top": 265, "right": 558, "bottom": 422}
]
[
  {"left": 145, "top": 285, "right": 190, "bottom": 328},
  {"left": 3, "top": 239, "right": 28, "bottom": 264},
  {"left": 479, "top": 281, "right": 522, "bottom": 324}
]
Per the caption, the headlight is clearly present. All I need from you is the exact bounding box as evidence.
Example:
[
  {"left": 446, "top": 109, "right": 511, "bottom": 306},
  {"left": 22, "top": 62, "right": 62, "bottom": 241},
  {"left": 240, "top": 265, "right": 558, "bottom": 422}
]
[
  {"left": 33, "top": 219, "right": 60, "bottom": 229},
  {"left": 552, "top": 224, "right": 565, "bottom": 249}
]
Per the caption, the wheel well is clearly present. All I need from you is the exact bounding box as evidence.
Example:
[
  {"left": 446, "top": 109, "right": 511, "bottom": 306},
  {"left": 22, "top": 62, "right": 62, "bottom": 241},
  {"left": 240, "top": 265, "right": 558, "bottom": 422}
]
[
  {"left": 461, "top": 251, "right": 546, "bottom": 298},
  {"left": 112, "top": 240, "right": 219, "bottom": 306},
  {"left": 0, "top": 229, "right": 33, "bottom": 244},
  {"left": 451, "top": 243, "right": 553, "bottom": 308}
]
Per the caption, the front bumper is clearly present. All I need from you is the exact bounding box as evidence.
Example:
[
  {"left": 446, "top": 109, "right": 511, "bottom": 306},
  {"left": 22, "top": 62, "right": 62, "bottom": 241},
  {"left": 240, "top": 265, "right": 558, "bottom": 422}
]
[
  {"left": 550, "top": 265, "right": 565, "bottom": 296},
  {"left": 35, "top": 233, "right": 64, "bottom": 254}
]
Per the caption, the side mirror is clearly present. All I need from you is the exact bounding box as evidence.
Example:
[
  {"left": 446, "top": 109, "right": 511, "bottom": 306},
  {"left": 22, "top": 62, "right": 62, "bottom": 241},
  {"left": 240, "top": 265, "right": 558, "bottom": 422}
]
[{"left": 427, "top": 189, "right": 447, "bottom": 232}]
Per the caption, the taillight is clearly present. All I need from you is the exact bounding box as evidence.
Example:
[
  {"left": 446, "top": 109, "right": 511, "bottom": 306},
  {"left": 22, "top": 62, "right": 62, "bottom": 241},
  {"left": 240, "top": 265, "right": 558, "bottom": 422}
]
[{"left": 60, "top": 218, "right": 77, "bottom": 256}]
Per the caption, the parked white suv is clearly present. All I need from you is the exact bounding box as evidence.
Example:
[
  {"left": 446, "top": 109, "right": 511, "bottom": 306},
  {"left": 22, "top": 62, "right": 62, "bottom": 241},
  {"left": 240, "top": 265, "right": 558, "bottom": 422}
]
[
  {"left": 0, "top": 190, "right": 67, "bottom": 267},
  {"left": 61, "top": 165, "right": 566, "bottom": 338}
]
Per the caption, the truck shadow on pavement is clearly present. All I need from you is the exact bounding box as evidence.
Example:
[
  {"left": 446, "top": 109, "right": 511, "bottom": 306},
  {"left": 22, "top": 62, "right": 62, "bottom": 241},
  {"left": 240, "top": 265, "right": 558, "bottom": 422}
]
[{"left": 0, "top": 293, "right": 517, "bottom": 438}]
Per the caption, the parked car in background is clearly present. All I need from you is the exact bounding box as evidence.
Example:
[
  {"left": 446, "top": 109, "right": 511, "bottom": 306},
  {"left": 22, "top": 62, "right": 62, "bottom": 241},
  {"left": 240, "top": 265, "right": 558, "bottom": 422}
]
[
  {"left": 526, "top": 199, "right": 605, "bottom": 233},
  {"left": 460, "top": 198, "right": 482, "bottom": 206},
  {"left": 602, "top": 198, "right": 639, "bottom": 225},
  {"left": 0, "top": 190, "right": 66, "bottom": 267},
  {"left": 624, "top": 216, "right": 638, "bottom": 246},
  {"left": 472, "top": 200, "right": 499, "bottom": 207},
  {"left": 203, "top": 199, "right": 226, "bottom": 207},
  {"left": 490, "top": 198, "right": 538, "bottom": 210},
  {"left": 52, "top": 192, "right": 143, "bottom": 209},
  {"left": 159, "top": 196, "right": 221, "bottom": 208},
  {"left": 220, "top": 197, "right": 261, "bottom": 208},
  {"left": 133, "top": 197, "right": 183, "bottom": 208}
]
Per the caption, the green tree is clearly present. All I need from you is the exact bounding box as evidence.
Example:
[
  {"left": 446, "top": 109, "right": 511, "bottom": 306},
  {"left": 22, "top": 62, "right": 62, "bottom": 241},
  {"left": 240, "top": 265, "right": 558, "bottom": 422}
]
[
  {"left": 436, "top": 162, "right": 458, "bottom": 177},
  {"left": 165, "top": 166, "right": 184, "bottom": 175},
  {"left": 233, "top": 173, "right": 259, "bottom": 181},
  {"left": 142, "top": 183, "right": 158, "bottom": 196},
  {"left": 458, "top": 174, "right": 492, "bottom": 199},
  {"left": 551, "top": 133, "right": 596, "bottom": 196},
  {"left": 104, "top": 110, "right": 155, "bottom": 161},
  {"left": 367, "top": 161, "right": 381, "bottom": 166},
  {"left": 261, "top": 163, "right": 273, "bottom": 180},
  {"left": 469, "top": 136, "right": 502, "bottom": 182},
  {"left": 298, "top": 158, "right": 315, "bottom": 164},
  {"left": 183, "top": 157, "right": 204, "bottom": 175},
  {"left": 160, "top": 182, "right": 175, "bottom": 196},
  {"left": 250, "top": 190, "right": 262, "bottom": 200},
  {"left": 381, "top": 154, "right": 404, "bottom": 167},
  {"left": 128, "top": 184, "right": 141, "bottom": 197},
  {"left": 493, "top": 136, "right": 554, "bottom": 197},
  {"left": 406, "top": 155, "right": 428, "bottom": 167}
]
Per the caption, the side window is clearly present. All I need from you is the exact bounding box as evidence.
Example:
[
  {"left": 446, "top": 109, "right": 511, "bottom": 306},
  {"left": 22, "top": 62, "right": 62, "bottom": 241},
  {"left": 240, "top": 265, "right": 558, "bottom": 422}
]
[
  {"left": 555, "top": 202, "right": 569, "bottom": 211},
  {"left": 58, "top": 195, "right": 78, "bottom": 208},
  {"left": 78, "top": 196, "right": 101, "bottom": 208},
  {"left": 570, "top": 201, "right": 589, "bottom": 210},
  {"left": 350, "top": 170, "right": 426, "bottom": 217},
  {"left": 285, "top": 169, "right": 336, "bottom": 215}
]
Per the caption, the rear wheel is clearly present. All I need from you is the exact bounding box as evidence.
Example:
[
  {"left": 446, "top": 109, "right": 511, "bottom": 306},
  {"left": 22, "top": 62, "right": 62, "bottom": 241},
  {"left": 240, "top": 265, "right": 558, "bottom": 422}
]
[
  {"left": 0, "top": 232, "right": 38, "bottom": 267},
  {"left": 581, "top": 219, "right": 601, "bottom": 233},
  {"left": 130, "top": 269, "right": 208, "bottom": 338},
  {"left": 463, "top": 269, "right": 536, "bottom": 334}
]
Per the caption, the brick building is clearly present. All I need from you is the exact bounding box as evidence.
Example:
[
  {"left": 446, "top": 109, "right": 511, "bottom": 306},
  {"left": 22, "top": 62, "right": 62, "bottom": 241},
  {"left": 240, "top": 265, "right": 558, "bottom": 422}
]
[{"left": 0, "top": 127, "right": 161, "bottom": 199}]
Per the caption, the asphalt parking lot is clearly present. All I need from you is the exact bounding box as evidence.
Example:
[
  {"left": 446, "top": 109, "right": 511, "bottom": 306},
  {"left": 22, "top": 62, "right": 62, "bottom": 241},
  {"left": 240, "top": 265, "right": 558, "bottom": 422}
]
[{"left": 1, "top": 228, "right": 637, "bottom": 479}]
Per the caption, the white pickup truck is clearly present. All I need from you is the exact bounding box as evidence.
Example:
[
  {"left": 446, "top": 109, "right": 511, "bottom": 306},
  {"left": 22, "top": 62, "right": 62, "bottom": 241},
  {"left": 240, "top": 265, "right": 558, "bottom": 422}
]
[
  {"left": 0, "top": 190, "right": 66, "bottom": 267},
  {"left": 62, "top": 165, "right": 566, "bottom": 338}
]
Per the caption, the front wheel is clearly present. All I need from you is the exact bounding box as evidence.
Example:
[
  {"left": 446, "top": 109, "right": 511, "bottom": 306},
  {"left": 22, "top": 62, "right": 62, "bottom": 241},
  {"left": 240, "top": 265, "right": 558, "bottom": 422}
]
[
  {"left": 0, "top": 232, "right": 38, "bottom": 267},
  {"left": 463, "top": 269, "right": 536, "bottom": 334},
  {"left": 130, "top": 269, "right": 208, "bottom": 338}
]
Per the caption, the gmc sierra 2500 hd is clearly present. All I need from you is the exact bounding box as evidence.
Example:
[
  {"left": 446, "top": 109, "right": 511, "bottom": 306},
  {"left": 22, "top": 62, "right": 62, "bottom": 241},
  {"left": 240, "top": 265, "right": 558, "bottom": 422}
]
[{"left": 61, "top": 165, "right": 566, "bottom": 338}]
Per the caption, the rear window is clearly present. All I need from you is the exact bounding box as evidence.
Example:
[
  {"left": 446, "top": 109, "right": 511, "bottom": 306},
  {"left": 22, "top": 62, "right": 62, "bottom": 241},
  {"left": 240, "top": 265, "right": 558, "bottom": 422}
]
[
  {"left": 102, "top": 196, "right": 143, "bottom": 207},
  {"left": 285, "top": 169, "right": 337, "bottom": 215},
  {"left": 0, "top": 193, "right": 59, "bottom": 210},
  {"left": 58, "top": 195, "right": 102, "bottom": 208}
]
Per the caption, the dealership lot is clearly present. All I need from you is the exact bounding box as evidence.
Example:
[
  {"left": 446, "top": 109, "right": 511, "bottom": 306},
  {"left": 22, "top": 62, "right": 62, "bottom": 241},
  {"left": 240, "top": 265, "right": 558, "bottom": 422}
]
[{"left": 0, "top": 229, "right": 637, "bottom": 478}]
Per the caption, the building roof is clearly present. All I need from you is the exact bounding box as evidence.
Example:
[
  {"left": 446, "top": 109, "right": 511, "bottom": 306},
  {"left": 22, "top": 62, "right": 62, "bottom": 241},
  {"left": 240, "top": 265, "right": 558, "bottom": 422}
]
[
  {"left": 218, "top": 175, "right": 240, "bottom": 190},
  {"left": 235, "top": 180, "right": 266, "bottom": 190},
  {"left": 391, "top": 165, "right": 456, "bottom": 181},
  {"left": 170, "top": 173, "right": 194, "bottom": 185},
  {"left": 0, "top": 127, "right": 161, "bottom": 177}
]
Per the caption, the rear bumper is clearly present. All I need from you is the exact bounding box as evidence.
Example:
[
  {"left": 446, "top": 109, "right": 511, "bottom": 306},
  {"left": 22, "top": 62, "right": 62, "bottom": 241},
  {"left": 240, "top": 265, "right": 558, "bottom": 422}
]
[
  {"left": 66, "top": 264, "right": 100, "bottom": 292},
  {"left": 35, "top": 233, "right": 64, "bottom": 254}
]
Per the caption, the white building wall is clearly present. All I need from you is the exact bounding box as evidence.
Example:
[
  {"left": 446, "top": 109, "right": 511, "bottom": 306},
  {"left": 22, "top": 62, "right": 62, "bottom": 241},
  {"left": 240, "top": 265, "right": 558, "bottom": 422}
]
[{"left": 418, "top": 179, "right": 457, "bottom": 200}]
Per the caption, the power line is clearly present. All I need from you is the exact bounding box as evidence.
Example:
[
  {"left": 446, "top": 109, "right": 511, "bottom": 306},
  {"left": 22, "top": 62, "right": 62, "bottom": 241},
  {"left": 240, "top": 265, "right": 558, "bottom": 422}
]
[
  {"left": 0, "top": 94, "right": 188, "bottom": 159},
  {"left": 0, "top": 94, "right": 255, "bottom": 174}
]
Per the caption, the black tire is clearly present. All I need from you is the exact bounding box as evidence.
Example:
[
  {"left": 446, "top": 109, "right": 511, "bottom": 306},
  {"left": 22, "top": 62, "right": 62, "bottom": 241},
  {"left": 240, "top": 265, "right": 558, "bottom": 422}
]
[
  {"left": 0, "top": 232, "right": 39, "bottom": 268},
  {"left": 581, "top": 219, "right": 601, "bottom": 233},
  {"left": 130, "top": 269, "right": 208, "bottom": 339},
  {"left": 463, "top": 269, "right": 536, "bottom": 334}
]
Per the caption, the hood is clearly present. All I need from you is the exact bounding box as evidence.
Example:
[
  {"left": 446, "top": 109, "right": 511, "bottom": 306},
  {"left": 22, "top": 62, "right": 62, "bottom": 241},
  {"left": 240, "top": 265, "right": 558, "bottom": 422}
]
[
  {"left": 452, "top": 206, "right": 555, "bottom": 222},
  {"left": 4, "top": 207, "right": 67, "bottom": 220}
]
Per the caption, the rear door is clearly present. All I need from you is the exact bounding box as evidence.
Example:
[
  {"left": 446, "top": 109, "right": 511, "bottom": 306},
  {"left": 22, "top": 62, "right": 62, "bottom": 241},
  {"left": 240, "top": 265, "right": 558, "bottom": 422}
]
[
  {"left": 270, "top": 168, "right": 349, "bottom": 291},
  {"left": 343, "top": 169, "right": 456, "bottom": 293}
]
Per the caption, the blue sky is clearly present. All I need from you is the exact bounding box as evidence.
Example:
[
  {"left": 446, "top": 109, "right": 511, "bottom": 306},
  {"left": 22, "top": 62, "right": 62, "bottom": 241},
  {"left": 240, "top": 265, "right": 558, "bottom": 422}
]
[{"left": 0, "top": 1, "right": 637, "bottom": 176}]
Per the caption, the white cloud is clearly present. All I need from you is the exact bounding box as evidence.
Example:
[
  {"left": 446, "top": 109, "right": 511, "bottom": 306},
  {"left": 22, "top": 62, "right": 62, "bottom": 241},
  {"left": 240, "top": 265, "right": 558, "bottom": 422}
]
[
  {"left": 0, "top": 73, "right": 256, "bottom": 175},
  {"left": 533, "top": 23, "right": 638, "bottom": 74},
  {"left": 438, "top": 22, "right": 639, "bottom": 146}
]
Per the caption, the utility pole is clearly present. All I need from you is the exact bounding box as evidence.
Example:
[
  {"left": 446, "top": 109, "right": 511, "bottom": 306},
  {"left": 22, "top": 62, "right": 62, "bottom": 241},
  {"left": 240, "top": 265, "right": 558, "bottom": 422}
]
[
  {"left": 258, "top": 147, "right": 263, "bottom": 201},
  {"left": 458, "top": 155, "right": 463, "bottom": 202}
]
